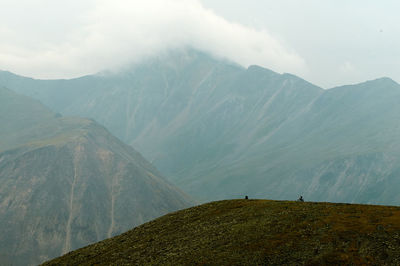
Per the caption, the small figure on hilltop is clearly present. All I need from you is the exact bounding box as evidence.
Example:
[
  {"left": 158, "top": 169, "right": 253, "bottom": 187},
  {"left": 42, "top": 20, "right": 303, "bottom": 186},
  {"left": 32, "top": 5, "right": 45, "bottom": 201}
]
[
  {"left": 298, "top": 195, "right": 304, "bottom": 202},
  {"left": 245, "top": 195, "right": 248, "bottom": 200}
]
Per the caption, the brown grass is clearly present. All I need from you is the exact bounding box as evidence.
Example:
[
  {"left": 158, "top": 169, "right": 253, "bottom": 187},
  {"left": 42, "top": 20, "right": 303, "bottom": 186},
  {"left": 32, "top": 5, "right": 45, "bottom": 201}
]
[{"left": 43, "top": 199, "right": 400, "bottom": 265}]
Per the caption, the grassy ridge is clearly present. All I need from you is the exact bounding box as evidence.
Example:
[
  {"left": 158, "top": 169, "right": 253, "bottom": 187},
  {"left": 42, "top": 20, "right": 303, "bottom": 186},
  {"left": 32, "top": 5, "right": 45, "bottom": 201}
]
[{"left": 45, "top": 199, "right": 400, "bottom": 265}]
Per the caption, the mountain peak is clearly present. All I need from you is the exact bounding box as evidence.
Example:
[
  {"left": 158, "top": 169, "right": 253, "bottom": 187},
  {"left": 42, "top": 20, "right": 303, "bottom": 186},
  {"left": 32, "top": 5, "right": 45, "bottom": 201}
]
[
  {"left": 247, "top": 65, "right": 278, "bottom": 75},
  {"left": 369, "top": 77, "right": 399, "bottom": 86}
]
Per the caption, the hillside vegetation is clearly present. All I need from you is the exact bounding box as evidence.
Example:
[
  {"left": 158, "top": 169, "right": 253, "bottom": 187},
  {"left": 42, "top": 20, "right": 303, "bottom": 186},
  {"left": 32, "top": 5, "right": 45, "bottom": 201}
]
[{"left": 45, "top": 199, "right": 400, "bottom": 265}]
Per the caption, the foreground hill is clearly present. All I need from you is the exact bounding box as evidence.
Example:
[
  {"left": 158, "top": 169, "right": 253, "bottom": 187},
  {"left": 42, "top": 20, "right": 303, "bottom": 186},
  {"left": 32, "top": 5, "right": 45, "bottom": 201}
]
[
  {"left": 45, "top": 199, "right": 400, "bottom": 265},
  {"left": 0, "top": 87, "right": 193, "bottom": 265},
  {"left": 2, "top": 49, "right": 400, "bottom": 205}
]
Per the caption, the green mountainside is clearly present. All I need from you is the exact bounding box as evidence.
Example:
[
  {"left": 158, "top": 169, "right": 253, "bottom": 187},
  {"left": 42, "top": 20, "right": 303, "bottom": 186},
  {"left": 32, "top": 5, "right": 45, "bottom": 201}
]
[
  {"left": 44, "top": 199, "right": 400, "bottom": 265},
  {"left": 0, "top": 87, "right": 193, "bottom": 265},
  {"left": 2, "top": 49, "right": 400, "bottom": 205},
  {"left": 0, "top": 86, "right": 60, "bottom": 151}
]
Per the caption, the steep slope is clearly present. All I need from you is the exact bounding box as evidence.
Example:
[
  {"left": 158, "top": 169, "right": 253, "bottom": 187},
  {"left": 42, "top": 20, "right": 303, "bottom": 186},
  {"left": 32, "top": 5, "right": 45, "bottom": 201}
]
[
  {"left": 0, "top": 51, "right": 322, "bottom": 164},
  {"left": 195, "top": 77, "right": 400, "bottom": 203},
  {"left": 2, "top": 49, "right": 400, "bottom": 205},
  {"left": 44, "top": 199, "right": 400, "bottom": 265},
  {"left": 0, "top": 50, "right": 323, "bottom": 193},
  {"left": 284, "top": 78, "right": 400, "bottom": 203},
  {"left": 0, "top": 87, "right": 193, "bottom": 265}
]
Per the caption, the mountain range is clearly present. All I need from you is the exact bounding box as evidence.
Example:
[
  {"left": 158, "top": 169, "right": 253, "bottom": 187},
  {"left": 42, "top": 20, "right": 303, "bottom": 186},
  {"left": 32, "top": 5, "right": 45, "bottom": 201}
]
[
  {"left": 0, "top": 87, "right": 192, "bottom": 265},
  {"left": 1, "top": 49, "right": 400, "bottom": 205}
]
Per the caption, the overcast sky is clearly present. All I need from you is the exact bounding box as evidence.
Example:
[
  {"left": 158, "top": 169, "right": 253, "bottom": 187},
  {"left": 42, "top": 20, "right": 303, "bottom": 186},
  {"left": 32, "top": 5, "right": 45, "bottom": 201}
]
[{"left": 0, "top": 0, "right": 399, "bottom": 88}]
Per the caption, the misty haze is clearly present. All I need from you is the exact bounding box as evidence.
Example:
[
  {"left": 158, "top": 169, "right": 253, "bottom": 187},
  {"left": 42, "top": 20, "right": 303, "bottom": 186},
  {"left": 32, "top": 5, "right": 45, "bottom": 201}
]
[{"left": 1, "top": 1, "right": 400, "bottom": 265}]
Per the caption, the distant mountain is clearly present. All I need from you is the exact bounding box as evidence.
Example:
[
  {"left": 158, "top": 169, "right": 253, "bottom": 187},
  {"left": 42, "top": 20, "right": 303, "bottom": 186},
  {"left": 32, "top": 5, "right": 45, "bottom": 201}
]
[
  {"left": 0, "top": 87, "right": 193, "bottom": 265},
  {"left": 2, "top": 49, "right": 400, "bottom": 205},
  {"left": 44, "top": 199, "right": 400, "bottom": 265},
  {"left": 0, "top": 86, "right": 59, "bottom": 152}
]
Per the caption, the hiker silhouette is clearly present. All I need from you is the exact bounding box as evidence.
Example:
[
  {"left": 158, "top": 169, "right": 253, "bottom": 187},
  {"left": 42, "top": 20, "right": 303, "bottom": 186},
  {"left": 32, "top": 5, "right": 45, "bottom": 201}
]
[{"left": 298, "top": 196, "right": 304, "bottom": 202}]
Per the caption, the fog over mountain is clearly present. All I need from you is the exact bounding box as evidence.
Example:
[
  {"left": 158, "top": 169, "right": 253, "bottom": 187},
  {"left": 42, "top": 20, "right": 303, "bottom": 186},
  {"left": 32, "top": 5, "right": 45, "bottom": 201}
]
[
  {"left": 1, "top": 1, "right": 399, "bottom": 87},
  {"left": 0, "top": 87, "right": 193, "bottom": 265},
  {"left": 2, "top": 49, "right": 400, "bottom": 206},
  {"left": 0, "top": 0, "right": 304, "bottom": 80}
]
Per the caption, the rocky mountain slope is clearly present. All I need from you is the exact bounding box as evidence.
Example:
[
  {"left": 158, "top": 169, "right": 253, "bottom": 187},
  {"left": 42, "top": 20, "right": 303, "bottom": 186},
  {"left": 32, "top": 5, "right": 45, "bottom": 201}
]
[
  {"left": 2, "top": 49, "right": 400, "bottom": 205},
  {"left": 44, "top": 199, "right": 400, "bottom": 265},
  {"left": 0, "top": 87, "right": 193, "bottom": 265}
]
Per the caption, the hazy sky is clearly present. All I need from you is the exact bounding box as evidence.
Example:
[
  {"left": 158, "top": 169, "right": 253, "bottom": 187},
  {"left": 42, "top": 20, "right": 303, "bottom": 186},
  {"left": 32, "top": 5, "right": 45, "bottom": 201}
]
[{"left": 0, "top": 0, "right": 399, "bottom": 88}]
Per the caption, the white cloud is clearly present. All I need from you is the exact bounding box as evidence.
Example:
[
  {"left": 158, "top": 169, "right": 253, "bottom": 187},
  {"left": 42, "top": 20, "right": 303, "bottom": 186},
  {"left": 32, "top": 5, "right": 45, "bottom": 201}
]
[
  {"left": 339, "top": 61, "right": 356, "bottom": 74},
  {"left": 0, "top": 0, "right": 306, "bottom": 78}
]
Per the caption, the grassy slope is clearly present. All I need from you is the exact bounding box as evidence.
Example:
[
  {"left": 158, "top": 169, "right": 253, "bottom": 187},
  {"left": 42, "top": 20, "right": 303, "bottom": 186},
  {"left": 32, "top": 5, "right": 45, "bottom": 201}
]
[{"left": 45, "top": 199, "right": 400, "bottom": 265}]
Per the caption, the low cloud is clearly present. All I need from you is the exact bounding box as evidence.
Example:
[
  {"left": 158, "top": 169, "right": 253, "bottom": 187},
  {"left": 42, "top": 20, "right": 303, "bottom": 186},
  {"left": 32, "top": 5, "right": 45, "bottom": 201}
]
[
  {"left": 339, "top": 61, "right": 356, "bottom": 73},
  {"left": 0, "top": 0, "right": 306, "bottom": 78}
]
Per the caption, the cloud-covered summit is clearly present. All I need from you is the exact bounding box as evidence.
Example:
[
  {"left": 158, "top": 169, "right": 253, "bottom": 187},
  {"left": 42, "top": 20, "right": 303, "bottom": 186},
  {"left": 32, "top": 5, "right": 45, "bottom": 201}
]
[{"left": 0, "top": 0, "right": 305, "bottom": 79}]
